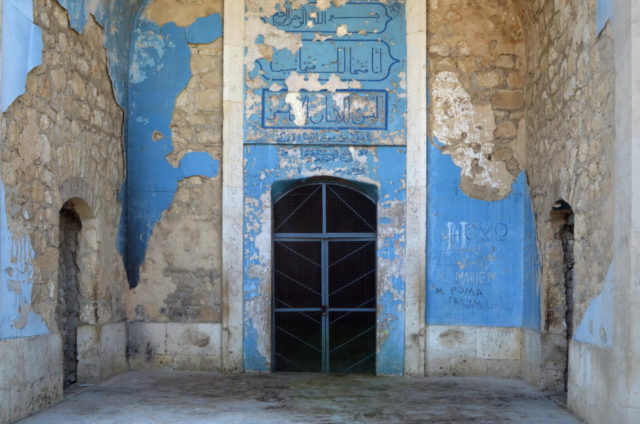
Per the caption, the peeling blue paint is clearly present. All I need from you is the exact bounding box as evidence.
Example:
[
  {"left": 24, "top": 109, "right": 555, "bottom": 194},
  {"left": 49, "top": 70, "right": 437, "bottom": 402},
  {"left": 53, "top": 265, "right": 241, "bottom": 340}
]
[
  {"left": 0, "top": 181, "right": 48, "bottom": 339},
  {"left": 522, "top": 180, "right": 541, "bottom": 331},
  {"left": 243, "top": 145, "right": 406, "bottom": 374},
  {"left": 55, "top": 0, "right": 149, "bottom": 273},
  {"left": 57, "top": 0, "right": 147, "bottom": 107},
  {"left": 56, "top": 0, "right": 89, "bottom": 31},
  {"left": 186, "top": 14, "right": 222, "bottom": 44},
  {"left": 125, "top": 9, "right": 222, "bottom": 286},
  {"left": 243, "top": 0, "right": 406, "bottom": 374},
  {"left": 1, "top": 0, "right": 42, "bottom": 112},
  {"left": 245, "top": 0, "right": 407, "bottom": 145},
  {"left": 427, "top": 141, "right": 540, "bottom": 328},
  {"left": 596, "top": 0, "right": 614, "bottom": 36},
  {"left": 574, "top": 260, "right": 614, "bottom": 348}
]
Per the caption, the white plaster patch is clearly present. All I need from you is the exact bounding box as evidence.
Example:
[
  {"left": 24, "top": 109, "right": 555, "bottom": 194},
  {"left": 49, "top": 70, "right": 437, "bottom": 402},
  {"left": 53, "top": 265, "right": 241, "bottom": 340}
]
[
  {"left": 282, "top": 73, "right": 362, "bottom": 127},
  {"left": 284, "top": 72, "right": 361, "bottom": 92},
  {"left": 336, "top": 24, "right": 349, "bottom": 37},
  {"left": 316, "top": 0, "right": 330, "bottom": 10},
  {"left": 285, "top": 92, "right": 306, "bottom": 126},
  {"left": 431, "top": 71, "right": 514, "bottom": 199}
]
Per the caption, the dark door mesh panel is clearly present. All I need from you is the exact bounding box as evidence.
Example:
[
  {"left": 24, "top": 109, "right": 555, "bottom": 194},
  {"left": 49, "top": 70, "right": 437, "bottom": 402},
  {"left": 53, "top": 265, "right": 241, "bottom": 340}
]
[
  {"left": 326, "top": 184, "right": 376, "bottom": 233},
  {"left": 329, "top": 241, "right": 376, "bottom": 309},
  {"left": 274, "top": 311, "right": 322, "bottom": 372},
  {"left": 273, "top": 184, "right": 323, "bottom": 233},
  {"left": 274, "top": 242, "right": 321, "bottom": 308},
  {"left": 329, "top": 312, "right": 376, "bottom": 374},
  {"left": 273, "top": 181, "right": 376, "bottom": 374}
]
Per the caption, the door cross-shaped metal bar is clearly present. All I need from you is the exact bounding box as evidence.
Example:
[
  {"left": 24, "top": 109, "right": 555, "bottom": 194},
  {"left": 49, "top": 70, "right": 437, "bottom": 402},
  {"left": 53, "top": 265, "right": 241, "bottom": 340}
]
[{"left": 272, "top": 181, "right": 377, "bottom": 373}]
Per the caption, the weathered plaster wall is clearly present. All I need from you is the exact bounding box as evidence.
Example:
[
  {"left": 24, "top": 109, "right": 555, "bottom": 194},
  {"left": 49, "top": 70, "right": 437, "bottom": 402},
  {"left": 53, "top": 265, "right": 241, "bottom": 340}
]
[
  {"left": 518, "top": 0, "right": 616, "bottom": 397},
  {"left": 56, "top": 0, "right": 147, "bottom": 107},
  {"left": 1, "top": 0, "right": 128, "bottom": 342},
  {"left": 428, "top": 0, "right": 526, "bottom": 202},
  {"left": 125, "top": 0, "right": 224, "bottom": 371},
  {"left": 124, "top": 1, "right": 221, "bottom": 287},
  {"left": 242, "top": 0, "right": 408, "bottom": 375},
  {"left": 0, "top": 0, "right": 132, "bottom": 421},
  {"left": 426, "top": 0, "right": 538, "bottom": 378}
]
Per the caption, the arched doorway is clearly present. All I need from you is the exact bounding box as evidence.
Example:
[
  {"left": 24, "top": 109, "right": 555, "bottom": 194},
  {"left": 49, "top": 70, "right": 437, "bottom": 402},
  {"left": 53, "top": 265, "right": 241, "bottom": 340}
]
[
  {"left": 57, "top": 200, "right": 82, "bottom": 387},
  {"left": 550, "top": 199, "right": 575, "bottom": 391},
  {"left": 272, "top": 179, "right": 377, "bottom": 373}
]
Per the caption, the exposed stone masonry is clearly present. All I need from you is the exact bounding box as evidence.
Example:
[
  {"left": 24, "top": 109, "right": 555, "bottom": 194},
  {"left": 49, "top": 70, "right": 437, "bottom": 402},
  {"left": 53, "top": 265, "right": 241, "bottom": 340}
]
[
  {"left": 428, "top": 0, "right": 526, "bottom": 200},
  {"left": 126, "top": 1, "right": 223, "bottom": 327},
  {"left": 521, "top": 0, "right": 614, "bottom": 354},
  {"left": 0, "top": 0, "right": 127, "bottom": 332},
  {"left": 519, "top": 0, "right": 615, "bottom": 390}
]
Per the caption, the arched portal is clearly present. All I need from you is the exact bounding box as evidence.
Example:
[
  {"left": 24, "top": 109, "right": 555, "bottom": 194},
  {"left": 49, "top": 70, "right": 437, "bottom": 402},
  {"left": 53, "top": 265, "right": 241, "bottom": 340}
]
[
  {"left": 272, "top": 179, "right": 377, "bottom": 374},
  {"left": 57, "top": 200, "right": 83, "bottom": 387}
]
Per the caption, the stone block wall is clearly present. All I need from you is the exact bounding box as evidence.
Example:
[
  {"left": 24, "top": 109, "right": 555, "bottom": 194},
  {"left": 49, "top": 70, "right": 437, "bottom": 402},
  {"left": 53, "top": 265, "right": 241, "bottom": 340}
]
[
  {"left": 519, "top": 0, "right": 616, "bottom": 394},
  {"left": 428, "top": 0, "right": 526, "bottom": 202},
  {"left": 0, "top": 334, "right": 62, "bottom": 424}
]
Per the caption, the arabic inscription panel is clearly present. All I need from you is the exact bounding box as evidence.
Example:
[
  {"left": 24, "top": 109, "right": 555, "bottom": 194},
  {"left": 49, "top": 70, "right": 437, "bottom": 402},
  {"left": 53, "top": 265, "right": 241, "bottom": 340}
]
[{"left": 245, "top": 0, "right": 407, "bottom": 146}]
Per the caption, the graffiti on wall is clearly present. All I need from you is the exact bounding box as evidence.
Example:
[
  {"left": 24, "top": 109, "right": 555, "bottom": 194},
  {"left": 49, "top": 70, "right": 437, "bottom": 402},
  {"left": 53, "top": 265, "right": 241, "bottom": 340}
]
[{"left": 427, "top": 142, "right": 540, "bottom": 329}]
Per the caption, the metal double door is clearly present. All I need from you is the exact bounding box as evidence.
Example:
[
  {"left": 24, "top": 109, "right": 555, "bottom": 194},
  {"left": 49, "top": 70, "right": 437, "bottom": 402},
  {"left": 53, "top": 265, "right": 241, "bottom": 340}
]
[{"left": 272, "top": 182, "right": 377, "bottom": 374}]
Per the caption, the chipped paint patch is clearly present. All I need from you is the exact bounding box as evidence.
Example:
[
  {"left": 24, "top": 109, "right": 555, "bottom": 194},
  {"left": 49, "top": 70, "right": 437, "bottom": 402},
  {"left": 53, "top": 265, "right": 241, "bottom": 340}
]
[
  {"left": 56, "top": 0, "right": 148, "bottom": 107},
  {"left": 146, "top": 0, "right": 222, "bottom": 27},
  {"left": 431, "top": 71, "right": 515, "bottom": 200},
  {"left": 574, "top": 260, "right": 614, "bottom": 348},
  {"left": 0, "top": 181, "right": 48, "bottom": 339},
  {"left": 596, "top": 0, "right": 614, "bottom": 36}
]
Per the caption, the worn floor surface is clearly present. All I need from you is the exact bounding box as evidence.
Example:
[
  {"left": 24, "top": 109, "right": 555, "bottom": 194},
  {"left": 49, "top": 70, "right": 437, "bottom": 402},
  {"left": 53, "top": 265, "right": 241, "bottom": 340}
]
[{"left": 19, "top": 371, "right": 582, "bottom": 424}]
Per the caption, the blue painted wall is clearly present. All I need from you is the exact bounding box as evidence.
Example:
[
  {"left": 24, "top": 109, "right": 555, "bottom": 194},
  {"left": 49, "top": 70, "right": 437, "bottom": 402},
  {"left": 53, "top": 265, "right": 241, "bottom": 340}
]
[
  {"left": 596, "top": 0, "right": 614, "bottom": 35},
  {"left": 427, "top": 142, "right": 540, "bottom": 330},
  {"left": 243, "top": 0, "right": 407, "bottom": 374},
  {"left": 56, "top": 1, "right": 223, "bottom": 287},
  {"left": 574, "top": 260, "right": 614, "bottom": 348},
  {"left": 243, "top": 145, "right": 406, "bottom": 374},
  {"left": 57, "top": 0, "right": 146, "bottom": 108},
  {"left": 0, "top": 181, "right": 48, "bottom": 339},
  {"left": 1, "top": 0, "right": 42, "bottom": 111},
  {"left": 246, "top": 0, "right": 406, "bottom": 145},
  {"left": 125, "top": 7, "right": 222, "bottom": 286}
]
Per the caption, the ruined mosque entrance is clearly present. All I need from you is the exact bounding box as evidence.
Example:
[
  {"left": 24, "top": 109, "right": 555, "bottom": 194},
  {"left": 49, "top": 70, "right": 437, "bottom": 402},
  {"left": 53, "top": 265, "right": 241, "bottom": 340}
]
[{"left": 272, "top": 180, "right": 377, "bottom": 373}]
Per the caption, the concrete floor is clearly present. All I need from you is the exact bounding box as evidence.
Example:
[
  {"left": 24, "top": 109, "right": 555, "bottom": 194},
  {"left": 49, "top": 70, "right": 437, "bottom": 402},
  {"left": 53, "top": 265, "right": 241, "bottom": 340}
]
[{"left": 18, "top": 371, "right": 582, "bottom": 424}]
